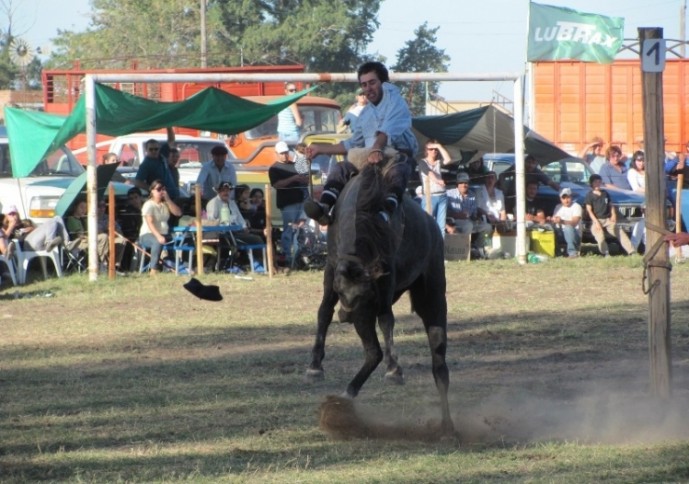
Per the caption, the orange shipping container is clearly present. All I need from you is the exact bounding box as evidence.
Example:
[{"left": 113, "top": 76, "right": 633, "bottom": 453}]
[{"left": 531, "top": 59, "right": 689, "bottom": 156}]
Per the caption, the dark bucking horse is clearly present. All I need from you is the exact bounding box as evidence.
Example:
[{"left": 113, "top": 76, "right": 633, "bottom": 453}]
[{"left": 305, "top": 160, "right": 454, "bottom": 435}]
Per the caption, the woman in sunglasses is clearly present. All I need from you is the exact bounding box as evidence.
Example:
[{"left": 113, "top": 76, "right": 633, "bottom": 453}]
[
  {"left": 139, "top": 179, "right": 182, "bottom": 274},
  {"left": 277, "top": 83, "right": 303, "bottom": 143}
]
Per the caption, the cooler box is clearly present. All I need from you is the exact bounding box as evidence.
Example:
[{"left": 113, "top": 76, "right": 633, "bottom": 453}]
[
  {"left": 444, "top": 233, "right": 471, "bottom": 261},
  {"left": 529, "top": 230, "right": 556, "bottom": 257},
  {"left": 493, "top": 231, "right": 517, "bottom": 257}
]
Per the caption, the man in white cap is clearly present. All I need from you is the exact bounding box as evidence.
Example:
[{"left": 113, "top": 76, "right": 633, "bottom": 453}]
[
  {"left": 269, "top": 141, "right": 309, "bottom": 264},
  {"left": 552, "top": 187, "right": 583, "bottom": 258}
]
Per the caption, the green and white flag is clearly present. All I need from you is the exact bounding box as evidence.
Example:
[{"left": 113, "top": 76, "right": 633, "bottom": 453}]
[{"left": 528, "top": 2, "right": 624, "bottom": 63}]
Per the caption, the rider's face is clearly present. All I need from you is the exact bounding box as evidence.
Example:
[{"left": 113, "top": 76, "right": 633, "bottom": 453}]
[{"left": 359, "top": 71, "right": 383, "bottom": 105}]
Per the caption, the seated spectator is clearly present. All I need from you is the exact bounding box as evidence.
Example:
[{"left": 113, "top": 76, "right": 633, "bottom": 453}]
[
  {"left": 552, "top": 188, "right": 583, "bottom": 258},
  {"left": 117, "top": 187, "right": 144, "bottom": 270},
  {"left": 0, "top": 212, "right": 16, "bottom": 260},
  {"left": 521, "top": 180, "right": 551, "bottom": 229},
  {"left": 627, "top": 150, "right": 646, "bottom": 193},
  {"left": 235, "top": 184, "right": 254, "bottom": 220},
  {"left": 66, "top": 199, "right": 110, "bottom": 269},
  {"left": 3, "top": 205, "right": 68, "bottom": 252},
  {"left": 206, "top": 181, "right": 266, "bottom": 271},
  {"left": 476, "top": 171, "right": 507, "bottom": 227},
  {"left": 500, "top": 154, "right": 560, "bottom": 213},
  {"left": 446, "top": 172, "right": 492, "bottom": 247},
  {"left": 584, "top": 174, "right": 634, "bottom": 256},
  {"left": 599, "top": 145, "right": 632, "bottom": 191},
  {"left": 138, "top": 179, "right": 182, "bottom": 275},
  {"left": 248, "top": 188, "right": 267, "bottom": 239},
  {"left": 96, "top": 200, "right": 126, "bottom": 272}
]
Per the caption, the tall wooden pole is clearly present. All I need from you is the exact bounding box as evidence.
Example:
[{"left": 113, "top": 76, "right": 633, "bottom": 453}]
[
  {"left": 195, "top": 186, "right": 204, "bottom": 275},
  {"left": 265, "top": 184, "right": 274, "bottom": 278},
  {"left": 639, "top": 27, "right": 672, "bottom": 398},
  {"left": 108, "top": 185, "right": 116, "bottom": 280}
]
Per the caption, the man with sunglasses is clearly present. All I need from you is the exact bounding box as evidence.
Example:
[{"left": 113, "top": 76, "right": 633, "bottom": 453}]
[
  {"left": 277, "top": 83, "right": 303, "bottom": 143},
  {"left": 133, "top": 137, "right": 180, "bottom": 200}
]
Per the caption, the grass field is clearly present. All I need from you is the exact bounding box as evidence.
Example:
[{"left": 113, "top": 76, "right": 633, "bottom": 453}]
[{"left": 2, "top": 256, "right": 689, "bottom": 483}]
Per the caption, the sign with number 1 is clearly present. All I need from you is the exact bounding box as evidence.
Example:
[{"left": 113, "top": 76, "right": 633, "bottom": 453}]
[{"left": 642, "top": 39, "right": 666, "bottom": 73}]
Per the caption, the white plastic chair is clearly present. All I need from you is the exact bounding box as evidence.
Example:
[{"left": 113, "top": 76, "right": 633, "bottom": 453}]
[
  {"left": 0, "top": 251, "right": 18, "bottom": 286},
  {"left": 14, "top": 239, "right": 63, "bottom": 285}
]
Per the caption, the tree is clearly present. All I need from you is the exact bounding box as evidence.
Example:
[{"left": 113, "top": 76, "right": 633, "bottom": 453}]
[
  {"left": 47, "top": 0, "right": 382, "bottom": 106},
  {"left": 392, "top": 22, "right": 450, "bottom": 116}
]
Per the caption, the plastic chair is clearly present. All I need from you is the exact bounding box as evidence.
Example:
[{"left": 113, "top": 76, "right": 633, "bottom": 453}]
[
  {"left": 14, "top": 240, "right": 63, "bottom": 285},
  {"left": 0, "top": 251, "right": 18, "bottom": 286},
  {"left": 236, "top": 243, "right": 267, "bottom": 273}
]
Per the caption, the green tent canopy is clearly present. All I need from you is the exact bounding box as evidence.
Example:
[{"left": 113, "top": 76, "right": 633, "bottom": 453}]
[
  {"left": 4, "top": 83, "right": 316, "bottom": 178},
  {"left": 412, "top": 105, "right": 571, "bottom": 164}
]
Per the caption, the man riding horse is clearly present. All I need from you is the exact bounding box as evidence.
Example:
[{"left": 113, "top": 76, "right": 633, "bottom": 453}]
[{"left": 304, "top": 61, "right": 418, "bottom": 225}]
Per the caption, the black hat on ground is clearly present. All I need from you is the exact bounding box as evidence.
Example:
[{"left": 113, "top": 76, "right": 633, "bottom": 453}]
[{"left": 183, "top": 277, "right": 223, "bottom": 301}]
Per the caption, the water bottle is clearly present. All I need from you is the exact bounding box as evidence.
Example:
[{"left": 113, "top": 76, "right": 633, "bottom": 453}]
[{"left": 220, "top": 204, "right": 230, "bottom": 225}]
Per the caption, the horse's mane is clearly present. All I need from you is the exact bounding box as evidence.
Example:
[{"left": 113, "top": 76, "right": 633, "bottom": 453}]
[{"left": 353, "top": 164, "right": 395, "bottom": 271}]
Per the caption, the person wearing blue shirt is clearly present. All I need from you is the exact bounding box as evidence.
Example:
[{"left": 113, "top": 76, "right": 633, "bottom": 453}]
[
  {"left": 277, "top": 83, "right": 303, "bottom": 143},
  {"left": 304, "top": 62, "right": 417, "bottom": 225},
  {"left": 599, "top": 145, "right": 633, "bottom": 191},
  {"left": 196, "top": 145, "right": 238, "bottom": 203},
  {"left": 134, "top": 138, "right": 181, "bottom": 200}
]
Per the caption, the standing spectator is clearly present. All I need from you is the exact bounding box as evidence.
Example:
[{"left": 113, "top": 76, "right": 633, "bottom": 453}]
[
  {"left": 133, "top": 139, "right": 180, "bottom": 199},
  {"left": 138, "top": 179, "right": 182, "bottom": 275},
  {"left": 446, "top": 172, "right": 491, "bottom": 241},
  {"left": 338, "top": 89, "right": 368, "bottom": 133},
  {"left": 552, "top": 188, "right": 583, "bottom": 258},
  {"left": 627, "top": 150, "right": 646, "bottom": 193},
  {"left": 167, "top": 147, "right": 181, "bottom": 189},
  {"left": 477, "top": 171, "right": 507, "bottom": 226},
  {"left": 304, "top": 61, "right": 417, "bottom": 225},
  {"left": 418, "top": 139, "right": 454, "bottom": 237},
  {"left": 196, "top": 145, "right": 238, "bottom": 203},
  {"left": 102, "top": 152, "right": 118, "bottom": 165},
  {"left": 269, "top": 141, "right": 309, "bottom": 264},
  {"left": 599, "top": 145, "right": 632, "bottom": 191},
  {"left": 277, "top": 83, "right": 303, "bottom": 143},
  {"left": 584, "top": 174, "right": 634, "bottom": 256},
  {"left": 579, "top": 136, "right": 607, "bottom": 174}
]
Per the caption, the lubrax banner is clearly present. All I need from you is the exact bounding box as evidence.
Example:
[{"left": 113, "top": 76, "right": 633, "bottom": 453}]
[{"left": 527, "top": 2, "right": 624, "bottom": 63}]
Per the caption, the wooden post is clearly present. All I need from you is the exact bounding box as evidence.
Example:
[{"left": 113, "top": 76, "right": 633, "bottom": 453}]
[
  {"left": 639, "top": 27, "right": 672, "bottom": 398},
  {"left": 195, "top": 186, "right": 204, "bottom": 275},
  {"left": 265, "top": 184, "right": 274, "bottom": 278},
  {"left": 424, "top": 176, "right": 432, "bottom": 215},
  {"left": 108, "top": 185, "right": 116, "bottom": 280}
]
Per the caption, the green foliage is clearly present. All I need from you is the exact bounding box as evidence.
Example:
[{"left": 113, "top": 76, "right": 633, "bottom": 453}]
[{"left": 392, "top": 22, "right": 450, "bottom": 116}]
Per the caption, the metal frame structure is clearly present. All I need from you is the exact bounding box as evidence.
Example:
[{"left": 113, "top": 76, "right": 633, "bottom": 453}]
[{"left": 83, "top": 71, "right": 526, "bottom": 280}]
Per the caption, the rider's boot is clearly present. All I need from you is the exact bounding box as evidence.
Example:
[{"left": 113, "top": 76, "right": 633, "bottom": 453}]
[
  {"left": 304, "top": 188, "right": 338, "bottom": 225},
  {"left": 378, "top": 194, "right": 398, "bottom": 223}
]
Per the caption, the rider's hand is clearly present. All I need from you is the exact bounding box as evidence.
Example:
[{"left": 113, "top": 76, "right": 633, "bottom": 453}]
[{"left": 367, "top": 149, "right": 384, "bottom": 164}]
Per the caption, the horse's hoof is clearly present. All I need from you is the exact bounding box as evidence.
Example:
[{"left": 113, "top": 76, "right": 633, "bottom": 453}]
[
  {"left": 304, "top": 367, "right": 324, "bottom": 383},
  {"left": 384, "top": 368, "right": 405, "bottom": 385}
]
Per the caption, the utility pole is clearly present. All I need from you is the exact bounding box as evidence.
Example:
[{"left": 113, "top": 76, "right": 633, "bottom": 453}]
[
  {"left": 200, "top": 0, "right": 207, "bottom": 68},
  {"left": 681, "top": 0, "right": 687, "bottom": 58}
]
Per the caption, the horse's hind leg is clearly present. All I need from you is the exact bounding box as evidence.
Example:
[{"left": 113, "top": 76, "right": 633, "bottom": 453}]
[
  {"left": 305, "top": 264, "right": 338, "bottom": 382},
  {"left": 378, "top": 311, "right": 404, "bottom": 384},
  {"left": 410, "top": 280, "right": 455, "bottom": 435},
  {"left": 346, "top": 313, "right": 383, "bottom": 398}
]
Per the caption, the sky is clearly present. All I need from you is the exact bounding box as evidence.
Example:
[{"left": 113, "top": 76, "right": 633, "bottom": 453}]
[{"left": 9, "top": 0, "right": 688, "bottom": 102}]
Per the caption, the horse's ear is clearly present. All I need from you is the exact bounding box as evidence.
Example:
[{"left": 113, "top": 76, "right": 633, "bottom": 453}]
[{"left": 370, "top": 262, "right": 389, "bottom": 280}]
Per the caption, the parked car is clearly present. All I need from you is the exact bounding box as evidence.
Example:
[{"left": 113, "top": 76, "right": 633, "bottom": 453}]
[{"left": 0, "top": 127, "right": 129, "bottom": 224}]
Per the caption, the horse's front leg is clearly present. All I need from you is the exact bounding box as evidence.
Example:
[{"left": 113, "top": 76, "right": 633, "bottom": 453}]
[
  {"left": 345, "top": 311, "right": 382, "bottom": 398},
  {"left": 378, "top": 311, "right": 404, "bottom": 384},
  {"left": 305, "top": 264, "right": 338, "bottom": 382}
]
